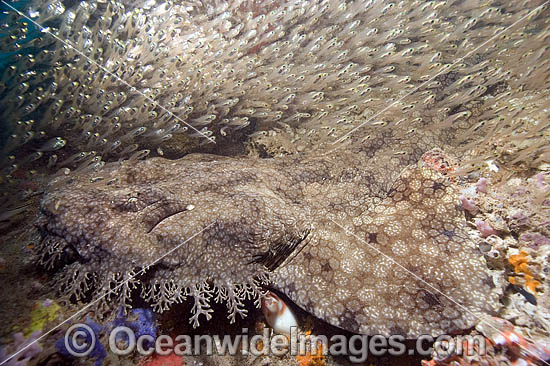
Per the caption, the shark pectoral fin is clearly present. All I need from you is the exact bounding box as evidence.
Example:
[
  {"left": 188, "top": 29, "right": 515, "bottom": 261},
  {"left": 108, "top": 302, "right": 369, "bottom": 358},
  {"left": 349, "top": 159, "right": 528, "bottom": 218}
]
[{"left": 272, "top": 161, "right": 499, "bottom": 337}]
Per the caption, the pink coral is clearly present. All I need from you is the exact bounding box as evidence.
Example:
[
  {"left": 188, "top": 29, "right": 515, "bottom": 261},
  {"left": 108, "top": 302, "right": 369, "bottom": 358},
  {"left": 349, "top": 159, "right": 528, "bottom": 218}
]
[
  {"left": 476, "top": 219, "right": 498, "bottom": 237},
  {"left": 476, "top": 178, "right": 488, "bottom": 193},
  {"left": 535, "top": 173, "right": 547, "bottom": 190},
  {"left": 460, "top": 195, "right": 479, "bottom": 214}
]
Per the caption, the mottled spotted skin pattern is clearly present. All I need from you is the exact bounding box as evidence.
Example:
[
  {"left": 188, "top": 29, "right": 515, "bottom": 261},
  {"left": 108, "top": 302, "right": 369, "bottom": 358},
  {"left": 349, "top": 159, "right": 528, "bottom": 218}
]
[
  {"left": 35, "top": 130, "right": 498, "bottom": 337},
  {"left": 274, "top": 159, "right": 495, "bottom": 337}
]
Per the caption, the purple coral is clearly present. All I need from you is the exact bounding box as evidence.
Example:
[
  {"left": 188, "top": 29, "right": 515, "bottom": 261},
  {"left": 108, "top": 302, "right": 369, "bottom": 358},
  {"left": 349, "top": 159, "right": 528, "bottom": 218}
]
[
  {"left": 0, "top": 331, "right": 43, "bottom": 366},
  {"left": 520, "top": 233, "right": 550, "bottom": 250},
  {"left": 41, "top": 299, "right": 53, "bottom": 307},
  {"left": 112, "top": 308, "right": 156, "bottom": 350},
  {"left": 535, "top": 173, "right": 547, "bottom": 190},
  {"left": 54, "top": 308, "right": 155, "bottom": 366},
  {"left": 55, "top": 319, "right": 106, "bottom": 366},
  {"left": 510, "top": 211, "right": 528, "bottom": 224}
]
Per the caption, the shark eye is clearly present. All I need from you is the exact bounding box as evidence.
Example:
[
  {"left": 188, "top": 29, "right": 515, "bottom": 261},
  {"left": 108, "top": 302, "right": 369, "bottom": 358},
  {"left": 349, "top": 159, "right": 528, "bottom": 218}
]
[
  {"left": 113, "top": 193, "right": 148, "bottom": 212},
  {"left": 113, "top": 188, "right": 170, "bottom": 213},
  {"left": 125, "top": 196, "right": 141, "bottom": 211}
]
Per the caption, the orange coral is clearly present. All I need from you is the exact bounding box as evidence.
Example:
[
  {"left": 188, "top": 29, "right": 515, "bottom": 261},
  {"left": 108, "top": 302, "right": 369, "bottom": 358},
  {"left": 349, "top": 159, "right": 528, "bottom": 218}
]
[
  {"left": 296, "top": 347, "right": 327, "bottom": 366},
  {"left": 296, "top": 332, "right": 327, "bottom": 366},
  {"left": 508, "top": 251, "right": 541, "bottom": 295}
]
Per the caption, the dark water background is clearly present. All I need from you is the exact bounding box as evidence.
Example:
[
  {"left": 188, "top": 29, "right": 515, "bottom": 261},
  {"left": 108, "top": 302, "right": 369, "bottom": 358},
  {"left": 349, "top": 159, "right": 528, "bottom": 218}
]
[{"left": 1, "top": 0, "right": 42, "bottom": 149}]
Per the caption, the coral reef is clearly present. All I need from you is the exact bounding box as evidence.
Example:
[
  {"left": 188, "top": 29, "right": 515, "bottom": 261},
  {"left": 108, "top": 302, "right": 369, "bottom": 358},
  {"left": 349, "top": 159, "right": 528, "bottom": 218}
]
[
  {"left": 0, "top": 330, "right": 43, "bottom": 366},
  {"left": 422, "top": 317, "right": 550, "bottom": 366},
  {"left": 475, "top": 219, "right": 498, "bottom": 238},
  {"left": 508, "top": 251, "right": 541, "bottom": 296},
  {"left": 464, "top": 171, "right": 550, "bottom": 301},
  {"left": 54, "top": 308, "right": 155, "bottom": 366},
  {"left": 112, "top": 308, "right": 156, "bottom": 350},
  {"left": 432, "top": 160, "right": 550, "bottom": 366},
  {"left": 55, "top": 318, "right": 107, "bottom": 366},
  {"left": 24, "top": 299, "right": 60, "bottom": 336},
  {"left": 296, "top": 342, "right": 327, "bottom": 366}
]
